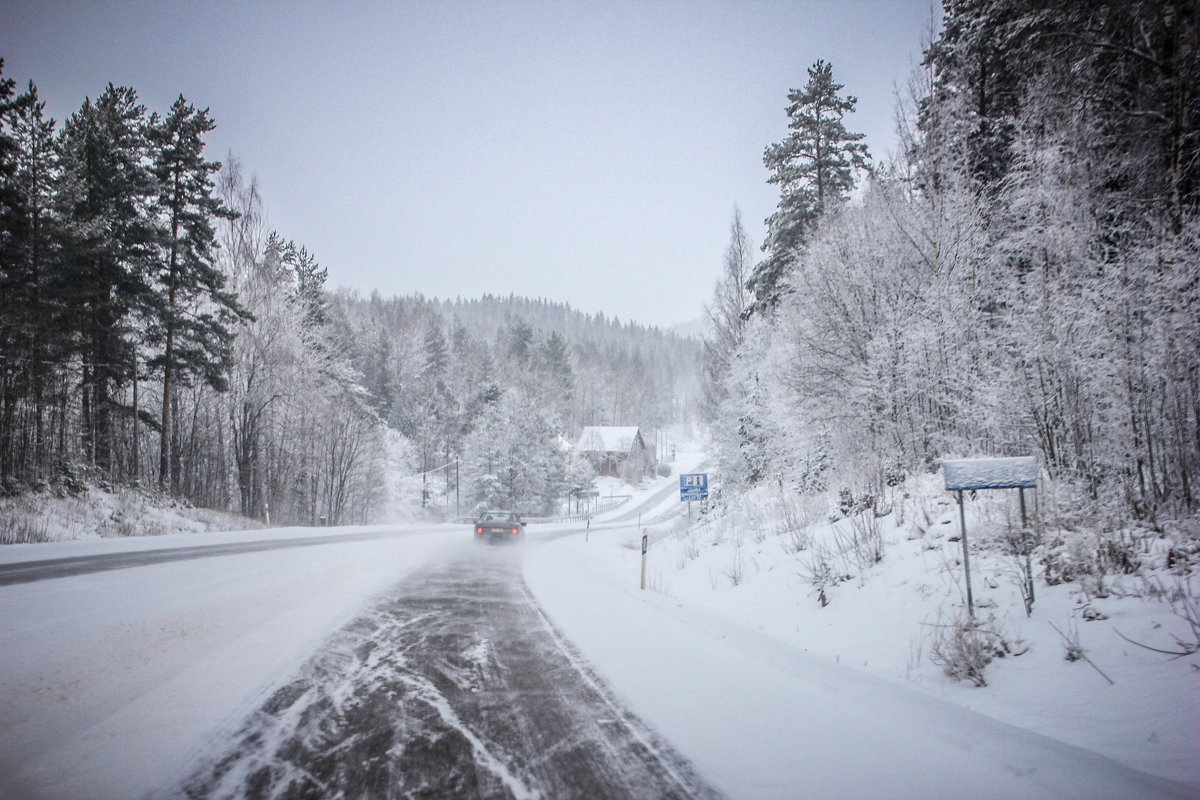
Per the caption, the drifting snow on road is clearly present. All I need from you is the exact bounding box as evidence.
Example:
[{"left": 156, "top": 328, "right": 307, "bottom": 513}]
[{"left": 179, "top": 546, "right": 723, "bottom": 800}]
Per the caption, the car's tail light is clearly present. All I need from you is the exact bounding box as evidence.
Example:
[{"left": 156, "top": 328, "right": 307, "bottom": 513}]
[
  {"left": 512, "top": 528, "right": 519, "bottom": 535},
  {"left": 476, "top": 526, "right": 483, "bottom": 534}
]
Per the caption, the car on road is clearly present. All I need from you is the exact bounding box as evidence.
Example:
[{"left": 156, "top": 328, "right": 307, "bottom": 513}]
[{"left": 473, "top": 510, "right": 526, "bottom": 543}]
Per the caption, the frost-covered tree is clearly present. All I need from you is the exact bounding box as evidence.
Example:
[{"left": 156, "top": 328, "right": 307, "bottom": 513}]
[
  {"left": 462, "top": 387, "right": 565, "bottom": 515},
  {"left": 564, "top": 456, "right": 597, "bottom": 514},
  {"left": 714, "top": 0, "right": 1198, "bottom": 524},
  {"left": 702, "top": 207, "right": 753, "bottom": 420}
]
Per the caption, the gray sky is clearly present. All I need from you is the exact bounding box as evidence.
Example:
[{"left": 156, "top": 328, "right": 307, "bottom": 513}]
[{"left": 2, "top": 0, "right": 937, "bottom": 329}]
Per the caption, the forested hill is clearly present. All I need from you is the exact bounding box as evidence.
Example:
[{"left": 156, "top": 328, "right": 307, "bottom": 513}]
[
  {"left": 329, "top": 289, "right": 702, "bottom": 447},
  {"left": 0, "top": 62, "right": 703, "bottom": 528}
]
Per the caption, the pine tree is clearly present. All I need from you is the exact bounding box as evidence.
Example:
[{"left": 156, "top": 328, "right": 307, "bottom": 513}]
[
  {"left": 288, "top": 243, "right": 328, "bottom": 331},
  {"left": 0, "top": 62, "right": 34, "bottom": 482},
  {"left": 5, "top": 81, "right": 63, "bottom": 481},
  {"left": 751, "top": 60, "right": 870, "bottom": 312},
  {"left": 147, "top": 95, "right": 242, "bottom": 491},
  {"left": 56, "top": 85, "right": 158, "bottom": 474}
]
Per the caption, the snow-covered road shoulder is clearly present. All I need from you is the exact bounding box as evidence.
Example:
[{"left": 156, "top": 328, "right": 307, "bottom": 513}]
[{"left": 523, "top": 529, "right": 1197, "bottom": 799}]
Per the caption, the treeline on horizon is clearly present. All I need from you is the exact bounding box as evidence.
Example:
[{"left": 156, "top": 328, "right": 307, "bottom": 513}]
[
  {"left": 703, "top": 0, "right": 1199, "bottom": 528},
  {"left": 0, "top": 62, "right": 700, "bottom": 524}
]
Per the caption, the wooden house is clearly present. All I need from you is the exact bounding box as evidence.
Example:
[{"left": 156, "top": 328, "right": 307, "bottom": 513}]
[{"left": 575, "top": 426, "right": 652, "bottom": 478}]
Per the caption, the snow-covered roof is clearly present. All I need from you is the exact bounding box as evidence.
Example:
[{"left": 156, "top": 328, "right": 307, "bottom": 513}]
[
  {"left": 576, "top": 426, "right": 642, "bottom": 454},
  {"left": 943, "top": 456, "right": 1037, "bottom": 491}
]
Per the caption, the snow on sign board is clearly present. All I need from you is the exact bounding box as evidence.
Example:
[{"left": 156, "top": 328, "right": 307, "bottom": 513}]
[
  {"left": 679, "top": 473, "right": 708, "bottom": 501},
  {"left": 943, "top": 456, "right": 1037, "bottom": 491}
]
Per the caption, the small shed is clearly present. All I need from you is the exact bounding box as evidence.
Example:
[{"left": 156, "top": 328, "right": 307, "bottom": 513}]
[{"left": 575, "top": 426, "right": 651, "bottom": 478}]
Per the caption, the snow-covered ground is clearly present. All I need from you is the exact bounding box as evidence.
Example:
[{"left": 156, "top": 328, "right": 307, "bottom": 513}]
[
  {"left": 524, "top": 445, "right": 1200, "bottom": 798},
  {"left": 0, "top": 443, "right": 1196, "bottom": 799}
]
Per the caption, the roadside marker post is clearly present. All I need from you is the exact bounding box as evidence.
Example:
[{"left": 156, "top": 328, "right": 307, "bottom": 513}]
[{"left": 640, "top": 529, "right": 648, "bottom": 590}]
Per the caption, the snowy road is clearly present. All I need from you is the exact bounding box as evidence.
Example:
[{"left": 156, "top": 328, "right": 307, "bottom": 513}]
[
  {"left": 0, "top": 526, "right": 465, "bottom": 800},
  {"left": 1, "top": 492, "right": 1197, "bottom": 799},
  {"left": 179, "top": 546, "right": 722, "bottom": 800}
]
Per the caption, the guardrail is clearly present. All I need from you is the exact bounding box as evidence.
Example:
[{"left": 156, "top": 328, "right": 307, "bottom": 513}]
[{"left": 528, "top": 494, "right": 633, "bottom": 525}]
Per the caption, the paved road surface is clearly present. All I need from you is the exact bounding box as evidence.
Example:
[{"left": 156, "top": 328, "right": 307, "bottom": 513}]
[{"left": 177, "top": 545, "right": 724, "bottom": 800}]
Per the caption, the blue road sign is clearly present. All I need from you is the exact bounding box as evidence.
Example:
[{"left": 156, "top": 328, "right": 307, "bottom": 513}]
[{"left": 680, "top": 473, "right": 708, "bottom": 501}]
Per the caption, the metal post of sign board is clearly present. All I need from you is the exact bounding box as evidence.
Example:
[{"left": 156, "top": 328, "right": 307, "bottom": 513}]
[
  {"left": 957, "top": 490, "right": 974, "bottom": 617},
  {"left": 1019, "top": 487, "right": 1033, "bottom": 611}
]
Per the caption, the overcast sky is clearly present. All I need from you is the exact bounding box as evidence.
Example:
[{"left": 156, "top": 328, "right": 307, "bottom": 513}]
[{"left": 2, "top": 0, "right": 937, "bottom": 329}]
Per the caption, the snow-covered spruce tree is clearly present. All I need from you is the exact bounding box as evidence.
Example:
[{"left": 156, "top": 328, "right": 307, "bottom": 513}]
[
  {"left": 410, "top": 317, "right": 458, "bottom": 492},
  {"left": 462, "top": 394, "right": 507, "bottom": 513},
  {"left": 564, "top": 456, "right": 597, "bottom": 515},
  {"left": 536, "top": 330, "right": 576, "bottom": 430}
]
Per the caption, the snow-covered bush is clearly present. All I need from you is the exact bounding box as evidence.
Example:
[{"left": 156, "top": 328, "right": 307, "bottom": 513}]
[
  {"left": 927, "top": 611, "right": 1014, "bottom": 687},
  {"left": 843, "top": 511, "right": 885, "bottom": 568},
  {"left": 0, "top": 486, "right": 262, "bottom": 543},
  {"left": 798, "top": 542, "right": 850, "bottom": 607},
  {"left": 0, "top": 497, "right": 49, "bottom": 544}
]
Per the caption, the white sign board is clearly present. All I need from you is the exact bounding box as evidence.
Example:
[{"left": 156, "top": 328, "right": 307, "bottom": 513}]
[{"left": 944, "top": 457, "right": 1037, "bottom": 491}]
